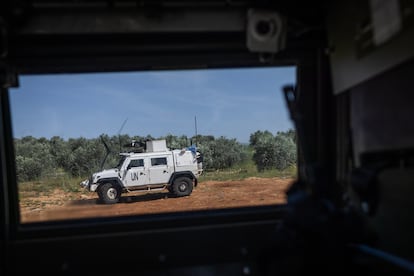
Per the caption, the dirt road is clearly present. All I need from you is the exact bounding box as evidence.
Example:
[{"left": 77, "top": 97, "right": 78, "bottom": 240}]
[{"left": 20, "top": 177, "right": 294, "bottom": 223}]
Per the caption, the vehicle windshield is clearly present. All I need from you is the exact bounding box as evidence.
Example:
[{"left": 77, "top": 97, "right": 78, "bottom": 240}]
[{"left": 116, "top": 156, "right": 127, "bottom": 170}]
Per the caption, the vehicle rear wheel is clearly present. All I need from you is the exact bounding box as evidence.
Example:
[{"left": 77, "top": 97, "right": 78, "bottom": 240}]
[
  {"left": 97, "top": 182, "right": 121, "bottom": 204},
  {"left": 172, "top": 177, "right": 193, "bottom": 197}
]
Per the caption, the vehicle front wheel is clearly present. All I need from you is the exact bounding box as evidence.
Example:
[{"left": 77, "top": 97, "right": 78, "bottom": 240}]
[
  {"left": 97, "top": 182, "right": 121, "bottom": 204},
  {"left": 172, "top": 177, "right": 193, "bottom": 197}
]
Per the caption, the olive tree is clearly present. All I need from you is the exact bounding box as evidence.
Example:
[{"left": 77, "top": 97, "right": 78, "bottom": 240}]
[{"left": 250, "top": 129, "right": 297, "bottom": 171}]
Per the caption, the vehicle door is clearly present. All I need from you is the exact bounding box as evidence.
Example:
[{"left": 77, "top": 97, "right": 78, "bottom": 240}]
[
  {"left": 148, "top": 155, "right": 173, "bottom": 184},
  {"left": 123, "top": 158, "right": 149, "bottom": 187}
]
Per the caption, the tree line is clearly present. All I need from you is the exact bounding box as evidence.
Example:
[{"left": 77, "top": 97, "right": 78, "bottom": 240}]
[{"left": 14, "top": 130, "right": 296, "bottom": 181}]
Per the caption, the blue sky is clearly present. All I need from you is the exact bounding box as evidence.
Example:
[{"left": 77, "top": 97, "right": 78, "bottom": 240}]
[{"left": 9, "top": 66, "right": 296, "bottom": 144}]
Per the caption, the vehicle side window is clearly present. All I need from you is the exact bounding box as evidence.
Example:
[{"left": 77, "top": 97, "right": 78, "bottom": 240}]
[
  {"left": 129, "top": 159, "right": 144, "bottom": 168},
  {"left": 151, "top": 157, "right": 167, "bottom": 166}
]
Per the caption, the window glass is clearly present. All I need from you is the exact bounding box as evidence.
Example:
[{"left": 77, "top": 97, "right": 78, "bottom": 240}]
[
  {"left": 151, "top": 157, "right": 167, "bottom": 166},
  {"left": 129, "top": 159, "right": 144, "bottom": 168},
  {"left": 9, "top": 67, "right": 297, "bottom": 223}
]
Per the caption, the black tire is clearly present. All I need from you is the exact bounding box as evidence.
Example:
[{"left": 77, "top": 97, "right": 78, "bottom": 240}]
[
  {"left": 97, "top": 182, "right": 121, "bottom": 204},
  {"left": 172, "top": 177, "right": 193, "bottom": 197}
]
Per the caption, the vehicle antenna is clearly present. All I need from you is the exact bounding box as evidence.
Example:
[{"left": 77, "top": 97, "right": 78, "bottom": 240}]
[
  {"left": 117, "top": 118, "right": 128, "bottom": 152},
  {"left": 194, "top": 115, "right": 198, "bottom": 147},
  {"left": 99, "top": 135, "right": 111, "bottom": 170}
]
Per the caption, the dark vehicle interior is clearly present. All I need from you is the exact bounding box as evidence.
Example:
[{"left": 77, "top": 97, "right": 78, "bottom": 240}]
[{"left": 1, "top": 0, "right": 414, "bottom": 275}]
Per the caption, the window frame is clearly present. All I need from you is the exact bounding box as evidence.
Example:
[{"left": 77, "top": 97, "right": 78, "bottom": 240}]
[
  {"left": 0, "top": 62, "right": 308, "bottom": 239},
  {"left": 0, "top": 55, "right": 325, "bottom": 241}
]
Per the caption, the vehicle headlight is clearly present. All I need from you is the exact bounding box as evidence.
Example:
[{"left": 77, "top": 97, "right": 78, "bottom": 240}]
[{"left": 80, "top": 179, "right": 89, "bottom": 188}]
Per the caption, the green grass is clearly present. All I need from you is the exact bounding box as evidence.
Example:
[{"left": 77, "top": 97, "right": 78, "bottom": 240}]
[
  {"left": 18, "top": 172, "right": 86, "bottom": 198},
  {"left": 199, "top": 154, "right": 297, "bottom": 182},
  {"left": 199, "top": 166, "right": 297, "bottom": 181}
]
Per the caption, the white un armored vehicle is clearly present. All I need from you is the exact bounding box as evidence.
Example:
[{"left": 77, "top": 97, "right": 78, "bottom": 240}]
[{"left": 80, "top": 139, "right": 203, "bottom": 204}]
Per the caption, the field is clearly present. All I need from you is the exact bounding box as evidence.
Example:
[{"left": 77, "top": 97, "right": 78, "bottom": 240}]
[{"left": 19, "top": 176, "right": 295, "bottom": 223}]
